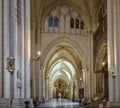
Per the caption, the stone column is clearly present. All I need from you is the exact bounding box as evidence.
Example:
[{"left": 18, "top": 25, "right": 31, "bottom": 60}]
[
  {"left": 107, "top": 0, "right": 120, "bottom": 107},
  {"left": 82, "top": 69, "right": 86, "bottom": 97},
  {"left": 113, "top": 0, "right": 120, "bottom": 102},
  {"left": 45, "top": 77, "right": 49, "bottom": 101},
  {"left": 60, "top": 15, "right": 64, "bottom": 33},
  {"left": 11, "top": 0, "right": 18, "bottom": 98},
  {"left": 36, "top": 61, "right": 39, "bottom": 97},
  {"left": 95, "top": 73, "right": 97, "bottom": 94},
  {"left": 37, "top": 23, "right": 41, "bottom": 50},
  {"left": 39, "top": 67, "right": 44, "bottom": 102},
  {"left": 107, "top": 0, "right": 114, "bottom": 102},
  {"left": 4, "top": 0, "right": 11, "bottom": 98},
  {"left": 68, "top": 87, "right": 70, "bottom": 99},
  {"left": 21, "top": 0, "right": 25, "bottom": 98},
  {"left": 48, "top": 80, "right": 52, "bottom": 100},
  {"left": 90, "top": 32, "right": 94, "bottom": 98},
  {"left": 42, "top": 72, "right": 45, "bottom": 98},
  {"left": 94, "top": 72, "right": 96, "bottom": 95},
  {"left": 16, "top": 0, "right": 23, "bottom": 98},
  {"left": 0, "top": 0, "right": 2, "bottom": 98},
  {"left": 36, "top": 23, "right": 41, "bottom": 97},
  {"left": 31, "top": 23, "right": 36, "bottom": 97},
  {"left": 65, "top": 15, "right": 70, "bottom": 33},
  {"left": 49, "top": 83, "right": 52, "bottom": 100},
  {"left": 24, "top": 0, "right": 30, "bottom": 98},
  {"left": 116, "top": 0, "right": 120, "bottom": 103}
]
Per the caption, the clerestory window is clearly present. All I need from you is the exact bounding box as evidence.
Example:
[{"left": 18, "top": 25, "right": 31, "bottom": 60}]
[
  {"left": 70, "top": 18, "right": 74, "bottom": 28},
  {"left": 76, "top": 19, "right": 79, "bottom": 29},
  {"left": 81, "top": 21, "right": 84, "bottom": 29},
  {"left": 49, "top": 17, "right": 53, "bottom": 27},
  {"left": 54, "top": 17, "right": 59, "bottom": 27}
]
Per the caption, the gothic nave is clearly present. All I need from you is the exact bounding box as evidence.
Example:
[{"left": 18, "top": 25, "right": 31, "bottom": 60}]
[{"left": 0, "top": 0, "right": 120, "bottom": 107}]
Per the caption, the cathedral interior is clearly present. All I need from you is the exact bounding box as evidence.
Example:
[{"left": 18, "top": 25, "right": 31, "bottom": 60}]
[{"left": 0, "top": 0, "right": 120, "bottom": 107}]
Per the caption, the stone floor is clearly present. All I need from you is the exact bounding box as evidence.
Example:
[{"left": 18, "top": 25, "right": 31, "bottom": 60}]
[{"left": 38, "top": 99, "right": 85, "bottom": 108}]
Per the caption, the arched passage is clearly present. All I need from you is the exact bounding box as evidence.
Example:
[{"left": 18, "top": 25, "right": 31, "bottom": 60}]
[
  {"left": 31, "top": 1, "right": 91, "bottom": 103},
  {"left": 42, "top": 37, "right": 87, "bottom": 101},
  {"left": 42, "top": 36, "right": 88, "bottom": 69},
  {"left": 94, "top": 42, "right": 108, "bottom": 98}
]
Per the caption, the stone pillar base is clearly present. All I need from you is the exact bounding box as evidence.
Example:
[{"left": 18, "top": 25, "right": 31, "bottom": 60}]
[
  {"left": 0, "top": 98, "right": 10, "bottom": 108},
  {"left": 39, "top": 96, "right": 44, "bottom": 102},
  {"left": 11, "top": 98, "right": 25, "bottom": 108},
  {"left": 0, "top": 98, "right": 33, "bottom": 108},
  {"left": 45, "top": 98, "right": 49, "bottom": 102},
  {"left": 105, "top": 101, "right": 120, "bottom": 107}
]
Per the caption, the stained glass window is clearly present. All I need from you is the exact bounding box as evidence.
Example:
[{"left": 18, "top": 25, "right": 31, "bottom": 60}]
[
  {"left": 54, "top": 17, "right": 59, "bottom": 27},
  {"left": 49, "top": 17, "right": 53, "bottom": 27}
]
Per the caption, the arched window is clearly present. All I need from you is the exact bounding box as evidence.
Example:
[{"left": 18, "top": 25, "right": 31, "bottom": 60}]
[
  {"left": 49, "top": 17, "right": 53, "bottom": 27},
  {"left": 76, "top": 19, "right": 79, "bottom": 29},
  {"left": 70, "top": 18, "right": 74, "bottom": 28},
  {"left": 81, "top": 21, "right": 84, "bottom": 29},
  {"left": 54, "top": 17, "right": 59, "bottom": 27}
]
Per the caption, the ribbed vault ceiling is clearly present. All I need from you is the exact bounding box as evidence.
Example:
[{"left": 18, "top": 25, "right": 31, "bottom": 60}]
[{"left": 44, "top": 42, "right": 82, "bottom": 85}]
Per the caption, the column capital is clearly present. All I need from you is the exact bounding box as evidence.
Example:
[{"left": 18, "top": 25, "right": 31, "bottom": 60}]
[
  {"left": 0, "top": 0, "right": 2, "bottom": 97},
  {"left": 31, "top": 23, "right": 36, "bottom": 28},
  {"left": 82, "top": 68, "right": 88, "bottom": 72},
  {"left": 37, "top": 23, "right": 42, "bottom": 29},
  {"left": 45, "top": 76, "right": 49, "bottom": 79}
]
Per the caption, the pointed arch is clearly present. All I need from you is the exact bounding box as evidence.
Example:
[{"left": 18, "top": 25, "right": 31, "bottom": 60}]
[{"left": 41, "top": 36, "right": 88, "bottom": 70}]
